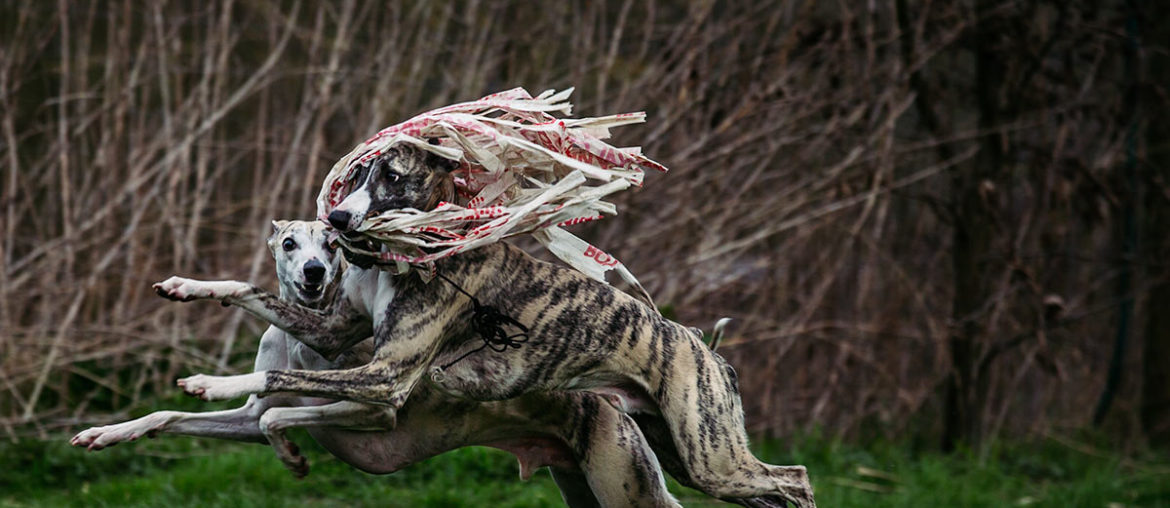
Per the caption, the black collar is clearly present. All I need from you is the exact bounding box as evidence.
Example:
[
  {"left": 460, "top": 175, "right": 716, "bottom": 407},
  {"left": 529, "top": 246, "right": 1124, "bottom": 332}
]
[{"left": 341, "top": 247, "right": 380, "bottom": 270}]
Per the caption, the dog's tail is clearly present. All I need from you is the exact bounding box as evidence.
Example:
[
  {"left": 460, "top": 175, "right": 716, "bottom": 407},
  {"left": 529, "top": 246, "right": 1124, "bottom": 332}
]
[{"left": 708, "top": 317, "right": 732, "bottom": 351}]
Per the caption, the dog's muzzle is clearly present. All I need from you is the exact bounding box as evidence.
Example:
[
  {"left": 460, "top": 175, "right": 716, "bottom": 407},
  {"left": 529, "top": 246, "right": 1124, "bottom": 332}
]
[
  {"left": 328, "top": 210, "right": 352, "bottom": 232},
  {"left": 303, "top": 260, "right": 326, "bottom": 283},
  {"left": 298, "top": 259, "right": 327, "bottom": 298}
]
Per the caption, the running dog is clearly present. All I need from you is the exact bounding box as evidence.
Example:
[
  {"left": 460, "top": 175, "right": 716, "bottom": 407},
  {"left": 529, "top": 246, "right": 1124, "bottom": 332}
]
[
  {"left": 73, "top": 220, "right": 682, "bottom": 508},
  {"left": 158, "top": 144, "right": 816, "bottom": 507}
]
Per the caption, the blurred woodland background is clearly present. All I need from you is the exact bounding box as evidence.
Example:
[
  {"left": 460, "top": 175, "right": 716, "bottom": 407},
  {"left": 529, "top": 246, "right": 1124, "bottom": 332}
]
[{"left": 1, "top": 0, "right": 1167, "bottom": 457}]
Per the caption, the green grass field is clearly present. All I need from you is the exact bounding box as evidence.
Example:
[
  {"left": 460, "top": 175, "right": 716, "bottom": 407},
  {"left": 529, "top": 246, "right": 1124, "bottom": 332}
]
[{"left": 2, "top": 418, "right": 1167, "bottom": 508}]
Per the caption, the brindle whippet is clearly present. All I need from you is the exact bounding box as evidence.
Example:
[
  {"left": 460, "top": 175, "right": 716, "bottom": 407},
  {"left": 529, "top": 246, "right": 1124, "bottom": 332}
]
[
  {"left": 158, "top": 145, "right": 816, "bottom": 507},
  {"left": 74, "top": 220, "right": 683, "bottom": 507}
]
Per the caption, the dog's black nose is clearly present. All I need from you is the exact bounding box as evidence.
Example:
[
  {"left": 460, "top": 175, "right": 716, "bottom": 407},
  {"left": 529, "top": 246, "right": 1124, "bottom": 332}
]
[
  {"left": 328, "top": 210, "right": 352, "bottom": 231},
  {"left": 303, "top": 260, "right": 326, "bottom": 283}
]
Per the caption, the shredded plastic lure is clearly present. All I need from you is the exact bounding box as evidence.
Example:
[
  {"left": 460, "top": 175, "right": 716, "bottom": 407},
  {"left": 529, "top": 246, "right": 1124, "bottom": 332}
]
[{"left": 316, "top": 88, "right": 666, "bottom": 306}]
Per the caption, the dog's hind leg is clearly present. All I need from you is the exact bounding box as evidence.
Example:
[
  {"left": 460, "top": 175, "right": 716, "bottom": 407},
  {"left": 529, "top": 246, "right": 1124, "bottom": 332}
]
[
  {"left": 257, "top": 401, "right": 396, "bottom": 478},
  {"left": 550, "top": 469, "right": 604, "bottom": 508},
  {"left": 73, "top": 327, "right": 299, "bottom": 451},
  {"left": 632, "top": 414, "right": 794, "bottom": 508},
  {"left": 70, "top": 400, "right": 272, "bottom": 450},
  {"left": 637, "top": 336, "right": 815, "bottom": 507},
  {"left": 564, "top": 396, "right": 681, "bottom": 508}
]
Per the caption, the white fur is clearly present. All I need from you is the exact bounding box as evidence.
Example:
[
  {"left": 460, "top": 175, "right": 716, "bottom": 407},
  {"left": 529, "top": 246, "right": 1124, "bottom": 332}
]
[
  {"left": 269, "top": 220, "right": 340, "bottom": 304},
  {"left": 154, "top": 278, "right": 251, "bottom": 300},
  {"left": 177, "top": 372, "right": 266, "bottom": 401},
  {"left": 333, "top": 186, "right": 371, "bottom": 231}
]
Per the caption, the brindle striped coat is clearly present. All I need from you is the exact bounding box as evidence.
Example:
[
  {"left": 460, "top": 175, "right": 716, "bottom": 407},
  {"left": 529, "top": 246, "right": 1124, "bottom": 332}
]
[
  {"left": 97, "top": 220, "right": 687, "bottom": 507},
  {"left": 172, "top": 146, "right": 815, "bottom": 507}
]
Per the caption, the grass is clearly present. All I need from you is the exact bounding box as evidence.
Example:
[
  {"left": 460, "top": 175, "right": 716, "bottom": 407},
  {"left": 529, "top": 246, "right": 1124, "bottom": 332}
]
[{"left": 1, "top": 401, "right": 1168, "bottom": 507}]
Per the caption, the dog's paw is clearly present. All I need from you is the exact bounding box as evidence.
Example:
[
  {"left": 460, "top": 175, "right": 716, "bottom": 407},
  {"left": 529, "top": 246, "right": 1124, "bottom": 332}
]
[
  {"left": 279, "top": 440, "right": 310, "bottom": 478},
  {"left": 71, "top": 419, "right": 161, "bottom": 450},
  {"left": 177, "top": 372, "right": 264, "bottom": 401},
  {"left": 153, "top": 278, "right": 250, "bottom": 302},
  {"left": 71, "top": 426, "right": 113, "bottom": 449},
  {"left": 262, "top": 419, "right": 311, "bottom": 478},
  {"left": 153, "top": 277, "right": 212, "bottom": 302}
]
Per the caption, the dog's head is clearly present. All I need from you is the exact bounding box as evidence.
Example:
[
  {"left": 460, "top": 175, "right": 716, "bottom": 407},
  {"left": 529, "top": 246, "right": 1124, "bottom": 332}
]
[
  {"left": 267, "top": 220, "right": 341, "bottom": 305},
  {"left": 326, "top": 141, "right": 459, "bottom": 233}
]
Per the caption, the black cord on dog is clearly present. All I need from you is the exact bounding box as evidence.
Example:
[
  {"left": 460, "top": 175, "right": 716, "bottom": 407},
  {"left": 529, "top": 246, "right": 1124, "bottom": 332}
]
[{"left": 434, "top": 271, "right": 529, "bottom": 369}]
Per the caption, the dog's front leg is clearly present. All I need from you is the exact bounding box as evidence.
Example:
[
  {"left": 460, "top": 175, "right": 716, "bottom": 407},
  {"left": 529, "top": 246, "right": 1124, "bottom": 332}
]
[
  {"left": 152, "top": 276, "right": 253, "bottom": 302},
  {"left": 176, "top": 372, "right": 269, "bottom": 401},
  {"left": 180, "top": 285, "right": 464, "bottom": 409},
  {"left": 181, "top": 339, "right": 443, "bottom": 417},
  {"left": 154, "top": 276, "right": 370, "bottom": 359},
  {"left": 264, "top": 309, "right": 460, "bottom": 408},
  {"left": 179, "top": 356, "right": 428, "bottom": 410}
]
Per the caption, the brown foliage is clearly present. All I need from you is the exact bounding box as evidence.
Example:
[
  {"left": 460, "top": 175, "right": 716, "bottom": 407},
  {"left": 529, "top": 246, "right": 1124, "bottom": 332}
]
[{"left": 0, "top": 1, "right": 1158, "bottom": 445}]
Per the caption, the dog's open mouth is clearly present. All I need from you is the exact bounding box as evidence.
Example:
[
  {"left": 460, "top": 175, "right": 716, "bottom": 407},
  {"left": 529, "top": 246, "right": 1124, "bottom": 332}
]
[{"left": 297, "top": 282, "right": 324, "bottom": 300}]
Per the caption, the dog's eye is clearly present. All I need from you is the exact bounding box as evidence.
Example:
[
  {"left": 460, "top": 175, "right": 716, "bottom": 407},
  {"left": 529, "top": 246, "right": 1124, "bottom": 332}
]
[
  {"left": 324, "top": 242, "right": 336, "bottom": 254},
  {"left": 349, "top": 164, "right": 370, "bottom": 186},
  {"left": 373, "top": 158, "right": 400, "bottom": 184},
  {"left": 282, "top": 238, "right": 296, "bottom": 252}
]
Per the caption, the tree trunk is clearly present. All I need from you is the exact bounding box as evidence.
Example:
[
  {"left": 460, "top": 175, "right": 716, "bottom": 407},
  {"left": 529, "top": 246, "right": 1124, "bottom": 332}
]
[
  {"left": 942, "top": 0, "right": 1004, "bottom": 451},
  {"left": 1141, "top": 0, "right": 1170, "bottom": 447},
  {"left": 1093, "top": 0, "right": 1141, "bottom": 427}
]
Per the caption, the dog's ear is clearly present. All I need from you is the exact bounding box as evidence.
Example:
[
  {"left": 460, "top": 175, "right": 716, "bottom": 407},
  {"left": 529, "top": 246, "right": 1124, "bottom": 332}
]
[
  {"left": 266, "top": 220, "right": 288, "bottom": 254},
  {"left": 425, "top": 137, "right": 460, "bottom": 173},
  {"left": 431, "top": 155, "right": 460, "bottom": 173}
]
